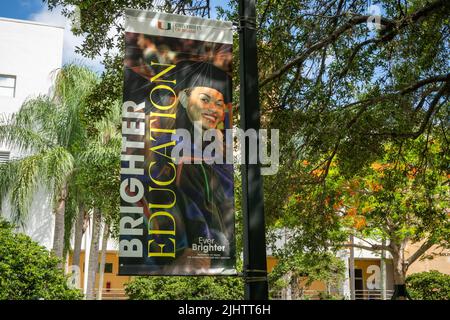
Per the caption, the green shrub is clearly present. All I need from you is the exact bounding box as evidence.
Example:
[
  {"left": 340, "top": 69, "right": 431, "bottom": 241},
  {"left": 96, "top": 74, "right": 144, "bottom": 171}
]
[
  {"left": 0, "top": 218, "right": 83, "bottom": 300},
  {"left": 125, "top": 276, "right": 244, "bottom": 300},
  {"left": 406, "top": 270, "right": 450, "bottom": 300},
  {"left": 318, "top": 291, "right": 344, "bottom": 300}
]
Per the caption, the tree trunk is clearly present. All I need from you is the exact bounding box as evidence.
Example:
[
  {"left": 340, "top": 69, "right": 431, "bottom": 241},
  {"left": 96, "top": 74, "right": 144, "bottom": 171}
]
[
  {"left": 86, "top": 208, "right": 101, "bottom": 300},
  {"left": 70, "top": 203, "right": 85, "bottom": 289},
  {"left": 390, "top": 240, "right": 408, "bottom": 300},
  {"left": 52, "top": 183, "right": 67, "bottom": 267},
  {"left": 72, "top": 203, "right": 85, "bottom": 269},
  {"left": 97, "top": 222, "right": 109, "bottom": 300}
]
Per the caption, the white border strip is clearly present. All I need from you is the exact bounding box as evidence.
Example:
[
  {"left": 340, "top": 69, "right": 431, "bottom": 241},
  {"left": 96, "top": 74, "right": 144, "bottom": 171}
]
[{"left": 125, "top": 9, "right": 233, "bottom": 44}]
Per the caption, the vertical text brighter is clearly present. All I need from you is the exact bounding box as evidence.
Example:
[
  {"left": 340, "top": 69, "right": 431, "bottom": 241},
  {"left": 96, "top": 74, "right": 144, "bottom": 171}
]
[{"left": 119, "top": 62, "right": 178, "bottom": 260}]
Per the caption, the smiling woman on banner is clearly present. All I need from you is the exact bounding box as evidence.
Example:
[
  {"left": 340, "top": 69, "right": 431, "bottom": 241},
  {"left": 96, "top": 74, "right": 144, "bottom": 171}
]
[{"left": 146, "top": 60, "right": 235, "bottom": 274}]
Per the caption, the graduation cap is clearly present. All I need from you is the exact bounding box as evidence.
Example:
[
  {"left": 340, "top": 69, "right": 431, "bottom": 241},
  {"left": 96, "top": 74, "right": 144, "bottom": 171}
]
[{"left": 170, "top": 60, "right": 232, "bottom": 104}]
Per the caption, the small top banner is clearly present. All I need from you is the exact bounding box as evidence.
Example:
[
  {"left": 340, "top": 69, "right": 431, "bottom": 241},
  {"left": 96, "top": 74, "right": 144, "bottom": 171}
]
[{"left": 119, "top": 9, "right": 236, "bottom": 275}]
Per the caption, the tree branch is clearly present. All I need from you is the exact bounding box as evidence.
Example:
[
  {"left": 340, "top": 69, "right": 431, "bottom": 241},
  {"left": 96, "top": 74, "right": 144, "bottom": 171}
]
[
  {"left": 257, "top": 0, "right": 272, "bottom": 31},
  {"left": 309, "top": 74, "right": 449, "bottom": 182},
  {"left": 400, "top": 74, "right": 450, "bottom": 95},
  {"left": 377, "top": 80, "right": 449, "bottom": 139},
  {"left": 414, "top": 86, "right": 440, "bottom": 112},
  {"left": 260, "top": 14, "right": 383, "bottom": 87},
  {"left": 259, "top": 0, "right": 449, "bottom": 88},
  {"left": 406, "top": 239, "right": 435, "bottom": 267},
  {"left": 341, "top": 73, "right": 449, "bottom": 110},
  {"left": 337, "top": 37, "right": 387, "bottom": 79}
]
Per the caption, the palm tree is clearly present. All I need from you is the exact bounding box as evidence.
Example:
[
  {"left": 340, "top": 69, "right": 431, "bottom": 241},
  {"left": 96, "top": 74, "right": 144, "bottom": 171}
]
[
  {"left": 86, "top": 207, "right": 101, "bottom": 300},
  {"left": 97, "top": 221, "right": 110, "bottom": 300},
  {"left": 79, "top": 101, "right": 121, "bottom": 299},
  {"left": 63, "top": 181, "right": 88, "bottom": 284},
  {"left": 0, "top": 65, "right": 97, "bottom": 261}
]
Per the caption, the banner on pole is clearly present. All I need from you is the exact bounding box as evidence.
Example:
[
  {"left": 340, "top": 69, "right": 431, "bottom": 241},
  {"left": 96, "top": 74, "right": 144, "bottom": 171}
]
[{"left": 119, "top": 9, "right": 236, "bottom": 275}]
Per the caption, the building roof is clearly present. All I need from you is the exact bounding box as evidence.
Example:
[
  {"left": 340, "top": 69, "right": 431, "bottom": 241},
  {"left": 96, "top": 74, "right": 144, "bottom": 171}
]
[{"left": 0, "top": 17, "right": 65, "bottom": 29}]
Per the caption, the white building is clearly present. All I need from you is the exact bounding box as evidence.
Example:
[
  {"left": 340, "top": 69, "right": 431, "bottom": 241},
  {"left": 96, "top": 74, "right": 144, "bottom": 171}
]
[
  {"left": 0, "top": 17, "right": 64, "bottom": 249},
  {"left": 0, "top": 18, "right": 118, "bottom": 297},
  {"left": 268, "top": 228, "right": 395, "bottom": 300}
]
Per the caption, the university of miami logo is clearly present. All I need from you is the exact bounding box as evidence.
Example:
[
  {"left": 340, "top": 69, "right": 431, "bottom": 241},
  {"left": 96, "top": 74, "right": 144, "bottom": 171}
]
[{"left": 157, "top": 21, "right": 171, "bottom": 30}]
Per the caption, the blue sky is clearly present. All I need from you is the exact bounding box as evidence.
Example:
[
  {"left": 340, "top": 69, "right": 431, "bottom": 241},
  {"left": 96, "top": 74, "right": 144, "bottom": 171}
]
[{"left": 0, "top": 0, "right": 45, "bottom": 21}]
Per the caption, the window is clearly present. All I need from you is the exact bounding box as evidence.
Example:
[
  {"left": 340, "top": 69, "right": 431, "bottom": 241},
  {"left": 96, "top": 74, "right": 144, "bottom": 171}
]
[
  {"left": 104, "top": 263, "right": 113, "bottom": 273},
  {"left": 0, "top": 151, "right": 10, "bottom": 163},
  {"left": 96, "top": 262, "right": 113, "bottom": 273},
  {"left": 0, "top": 75, "right": 16, "bottom": 98},
  {"left": 354, "top": 268, "right": 364, "bottom": 300}
]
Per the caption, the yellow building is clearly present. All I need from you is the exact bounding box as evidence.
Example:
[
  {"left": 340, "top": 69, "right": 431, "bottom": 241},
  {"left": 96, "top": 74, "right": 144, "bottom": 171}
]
[
  {"left": 71, "top": 241, "right": 449, "bottom": 300},
  {"left": 68, "top": 251, "right": 131, "bottom": 300},
  {"left": 405, "top": 242, "right": 450, "bottom": 275}
]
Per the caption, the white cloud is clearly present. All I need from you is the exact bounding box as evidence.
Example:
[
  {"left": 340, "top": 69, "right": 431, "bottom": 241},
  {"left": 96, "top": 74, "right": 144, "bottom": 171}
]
[{"left": 29, "top": 6, "right": 105, "bottom": 73}]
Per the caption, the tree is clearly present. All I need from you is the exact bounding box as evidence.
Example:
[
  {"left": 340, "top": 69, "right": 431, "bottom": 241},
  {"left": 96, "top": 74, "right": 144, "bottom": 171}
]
[
  {"left": 268, "top": 249, "right": 346, "bottom": 299},
  {"left": 74, "top": 98, "right": 122, "bottom": 299},
  {"left": 0, "top": 217, "right": 82, "bottom": 300},
  {"left": 406, "top": 270, "right": 450, "bottom": 300},
  {"left": 125, "top": 276, "right": 244, "bottom": 300},
  {"left": 66, "top": 200, "right": 87, "bottom": 279},
  {"left": 221, "top": 0, "right": 449, "bottom": 299},
  {"left": 57, "top": 86, "right": 122, "bottom": 296},
  {"left": 281, "top": 136, "right": 449, "bottom": 299},
  {"left": 97, "top": 221, "right": 110, "bottom": 300},
  {"left": 0, "top": 65, "right": 97, "bottom": 261},
  {"left": 220, "top": 0, "right": 450, "bottom": 221}
]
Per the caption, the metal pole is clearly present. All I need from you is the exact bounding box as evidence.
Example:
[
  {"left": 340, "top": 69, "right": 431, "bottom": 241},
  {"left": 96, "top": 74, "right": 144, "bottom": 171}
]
[
  {"left": 349, "top": 234, "right": 355, "bottom": 300},
  {"left": 238, "top": 0, "right": 269, "bottom": 300},
  {"left": 380, "top": 239, "right": 386, "bottom": 300}
]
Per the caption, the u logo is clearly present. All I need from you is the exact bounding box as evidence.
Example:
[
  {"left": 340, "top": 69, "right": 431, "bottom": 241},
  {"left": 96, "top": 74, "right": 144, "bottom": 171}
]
[{"left": 158, "top": 21, "right": 171, "bottom": 30}]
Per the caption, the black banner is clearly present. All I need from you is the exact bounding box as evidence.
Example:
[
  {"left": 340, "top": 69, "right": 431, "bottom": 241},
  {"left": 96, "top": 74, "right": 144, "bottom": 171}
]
[{"left": 119, "top": 10, "right": 236, "bottom": 275}]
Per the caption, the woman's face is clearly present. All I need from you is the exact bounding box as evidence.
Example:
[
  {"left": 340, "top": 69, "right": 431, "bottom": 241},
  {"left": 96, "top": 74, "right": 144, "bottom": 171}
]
[{"left": 186, "top": 87, "right": 226, "bottom": 129}]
